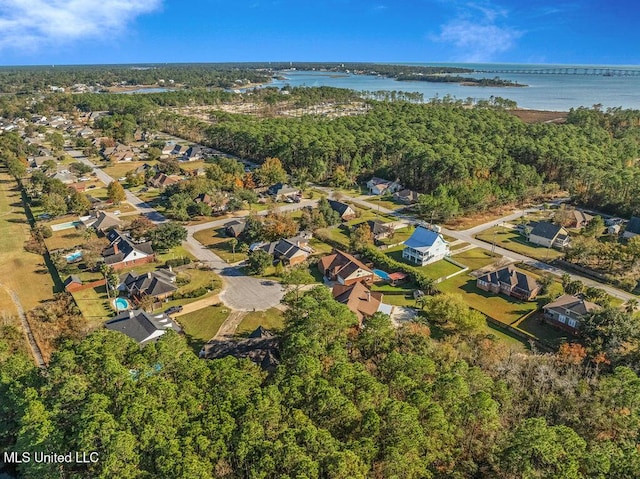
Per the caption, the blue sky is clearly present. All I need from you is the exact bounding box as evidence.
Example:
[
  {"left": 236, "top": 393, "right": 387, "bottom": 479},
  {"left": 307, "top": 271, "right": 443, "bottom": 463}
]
[{"left": 0, "top": 0, "right": 637, "bottom": 66}]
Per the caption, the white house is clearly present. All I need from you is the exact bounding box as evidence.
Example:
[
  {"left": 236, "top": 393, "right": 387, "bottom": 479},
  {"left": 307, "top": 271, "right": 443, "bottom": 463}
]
[{"left": 402, "top": 226, "right": 450, "bottom": 266}]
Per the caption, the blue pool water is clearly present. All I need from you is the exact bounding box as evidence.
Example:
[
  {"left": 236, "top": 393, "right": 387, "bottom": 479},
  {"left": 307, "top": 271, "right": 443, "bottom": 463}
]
[
  {"left": 114, "top": 298, "right": 130, "bottom": 310},
  {"left": 51, "top": 221, "right": 81, "bottom": 232},
  {"left": 373, "top": 269, "right": 390, "bottom": 280},
  {"left": 65, "top": 250, "right": 83, "bottom": 262}
]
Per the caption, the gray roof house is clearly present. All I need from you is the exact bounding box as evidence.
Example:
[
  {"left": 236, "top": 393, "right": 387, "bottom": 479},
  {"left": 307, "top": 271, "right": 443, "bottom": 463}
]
[
  {"left": 528, "top": 221, "right": 570, "bottom": 248},
  {"left": 543, "top": 294, "right": 601, "bottom": 333},
  {"left": 476, "top": 266, "right": 540, "bottom": 301},
  {"left": 225, "top": 220, "right": 246, "bottom": 237},
  {"left": 119, "top": 269, "right": 177, "bottom": 300},
  {"left": 623, "top": 217, "right": 640, "bottom": 239},
  {"left": 250, "top": 236, "right": 312, "bottom": 266},
  {"left": 105, "top": 309, "right": 181, "bottom": 345},
  {"left": 327, "top": 199, "right": 357, "bottom": 220},
  {"left": 103, "top": 230, "right": 155, "bottom": 270},
  {"left": 84, "top": 210, "right": 123, "bottom": 234},
  {"left": 393, "top": 189, "right": 420, "bottom": 204}
]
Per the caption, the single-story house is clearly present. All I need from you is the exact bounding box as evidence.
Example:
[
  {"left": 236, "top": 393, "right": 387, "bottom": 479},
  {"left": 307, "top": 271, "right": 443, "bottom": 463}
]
[
  {"left": 103, "top": 230, "right": 155, "bottom": 270},
  {"left": 528, "top": 222, "right": 571, "bottom": 248},
  {"left": 63, "top": 275, "right": 83, "bottom": 292},
  {"left": 119, "top": 269, "right": 177, "bottom": 301},
  {"left": 393, "top": 189, "right": 420, "bottom": 204},
  {"left": 476, "top": 266, "right": 540, "bottom": 301},
  {"left": 147, "top": 172, "right": 182, "bottom": 189},
  {"left": 366, "top": 177, "right": 403, "bottom": 195},
  {"left": 568, "top": 210, "right": 593, "bottom": 229},
  {"left": 327, "top": 199, "right": 357, "bottom": 221},
  {"left": 402, "top": 226, "right": 450, "bottom": 266},
  {"left": 332, "top": 282, "right": 393, "bottom": 326},
  {"left": 50, "top": 170, "right": 76, "bottom": 184},
  {"left": 543, "top": 294, "right": 601, "bottom": 333},
  {"left": 388, "top": 272, "right": 408, "bottom": 286},
  {"left": 268, "top": 183, "right": 299, "bottom": 201},
  {"left": 225, "top": 220, "right": 246, "bottom": 238},
  {"left": 623, "top": 217, "right": 640, "bottom": 239},
  {"left": 251, "top": 236, "right": 312, "bottom": 266},
  {"left": 366, "top": 220, "right": 394, "bottom": 241},
  {"left": 318, "top": 250, "right": 374, "bottom": 286},
  {"left": 105, "top": 309, "right": 181, "bottom": 345},
  {"left": 83, "top": 210, "right": 123, "bottom": 234}
]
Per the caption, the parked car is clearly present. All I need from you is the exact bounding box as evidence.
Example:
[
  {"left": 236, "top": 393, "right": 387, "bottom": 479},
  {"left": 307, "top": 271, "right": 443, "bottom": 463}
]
[{"left": 165, "top": 305, "right": 183, "bottom": 315}]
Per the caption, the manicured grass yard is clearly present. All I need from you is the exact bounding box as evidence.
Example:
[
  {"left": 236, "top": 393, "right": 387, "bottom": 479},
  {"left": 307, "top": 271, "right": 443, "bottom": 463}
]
[
  {"left": 72, "top": 285, "right": 112, "bottom": 327},
  {"left": 366, "top": 196, "right": 406, "bottom": 212},
  {"left": 476, "top": 226, "right": 564, "bottom": 261},
  {"left": 193, "top": 227, "right": 248, "bottom": 263},
  {"left": 437, "top": 273, "right": 539, "bottom": 325},
  {"left": 371, "top": 281, "right": 420, "bottom": 307},
  {"left": 385, "top": 248, "right": 462, "bottom": 280},
  {"left": 177, "top": 304, "right": 230, "bottom": 350},
  {"left": 236, "top": 308, "right": 285, "bottom": 335},
  {"left": 451, "top": 248, "right": 501, "bottom": 271}
]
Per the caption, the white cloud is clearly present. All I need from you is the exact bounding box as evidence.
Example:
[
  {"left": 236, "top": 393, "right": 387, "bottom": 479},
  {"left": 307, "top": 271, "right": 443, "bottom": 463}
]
[
  {"left": 433, "top": 2, "right": 522, "bottom": 62},
  {"left": 0, "top": 0, "right": 162, "bottom": 51}
]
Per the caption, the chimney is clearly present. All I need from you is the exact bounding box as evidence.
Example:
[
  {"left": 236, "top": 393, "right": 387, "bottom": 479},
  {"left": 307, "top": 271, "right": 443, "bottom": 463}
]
[
  {"left": 129, "top": 310, "right": 134, "bottom": 318},
  {"left": 113, "top": 241, "right": 118, "bottom": 254},
  {"left": 366, "top": 290, "right": 371, "bottom": 302},
  {"left": 147, "top": 272, "right": 152, "bottom": 279}
]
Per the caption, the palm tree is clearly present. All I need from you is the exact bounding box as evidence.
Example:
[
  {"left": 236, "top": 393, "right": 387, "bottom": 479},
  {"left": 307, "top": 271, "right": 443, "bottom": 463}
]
[{"left": 229, "top": 238, "right": 238, "bottom": 262}]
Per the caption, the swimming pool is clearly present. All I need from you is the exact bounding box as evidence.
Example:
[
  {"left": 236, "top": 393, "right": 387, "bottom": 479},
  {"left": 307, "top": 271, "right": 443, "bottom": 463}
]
[
  {"left": 65, "top": 250, "right": 83, "bottom": 262},
  {"left": 373, "top": 269, "right": 391, "bottom": 281},
  {"left": 51, "top": 221, "right": 82, "bottom": 232},
  {"left": 114, "top": 297, "right": 130, "bottom": 311}
]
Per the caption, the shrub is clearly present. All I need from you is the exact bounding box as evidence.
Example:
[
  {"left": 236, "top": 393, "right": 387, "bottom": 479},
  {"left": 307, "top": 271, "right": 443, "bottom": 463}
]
[{"left": 166, "top": 257, "right": 191, "bottom": 268}]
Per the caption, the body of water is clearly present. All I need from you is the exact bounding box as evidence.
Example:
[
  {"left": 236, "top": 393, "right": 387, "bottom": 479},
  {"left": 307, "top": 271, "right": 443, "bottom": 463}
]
[{"left": 266, "top": 63, "right": 640, "bottom": 111}]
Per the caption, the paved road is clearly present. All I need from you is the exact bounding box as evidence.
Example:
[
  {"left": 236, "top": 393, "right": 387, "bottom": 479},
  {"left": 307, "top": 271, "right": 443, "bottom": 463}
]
[
  {"left": 65, "top": 149, "right": 167, "bottom": 223},
  {"left": 326, "top": 189, "right": 636, "bottom": 303},
  {"left": 183, "top": 234, "right": 284, "bottom": 310}
]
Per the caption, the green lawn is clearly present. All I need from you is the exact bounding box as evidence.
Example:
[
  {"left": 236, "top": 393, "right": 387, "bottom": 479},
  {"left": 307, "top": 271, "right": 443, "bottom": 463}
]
[
  {"left": 193, "top": 227, "right": 248, "bottom": 263},
  {"left": 366, "top": 196, "right": 406, "bottom": 212},
  {"left": 371, "top": 281, "right": 420, "bottom": 307},
  {"left": 515, "top": 312, "right": 574, "bottom": 348},
  {"left": 72, "top": 285, "right": 112, "bottom": 327},
  {"left": 236, "top": 308, "right": 285, "bottom": 335},
  {"left": 451, "top": 248, "right": 501, "bottom": 271},
  {"left": 377, "top": 226, "right": 414, "bottom": 246},
  {"left": 177, "top": 304, "right": 230, "bottom": 351},
  {"left": 437, "top": 273, "right": 539, "bottom": 325},
  {"left": 476, "top": 226, "right": 564, "bottom": 261},
  {"left": 384, "top": 248, "right": 462, "bottom": 280}
]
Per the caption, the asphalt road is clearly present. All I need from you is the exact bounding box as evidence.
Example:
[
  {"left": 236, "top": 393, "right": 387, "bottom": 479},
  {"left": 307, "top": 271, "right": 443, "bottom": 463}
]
[{"left": 65, "top": 149, "right": 167, "bottom": 223}]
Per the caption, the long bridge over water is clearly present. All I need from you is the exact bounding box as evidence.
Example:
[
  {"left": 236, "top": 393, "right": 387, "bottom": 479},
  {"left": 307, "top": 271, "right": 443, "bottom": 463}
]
[{"left": 474, "top": 67, "right": 640, "bottom": 77}]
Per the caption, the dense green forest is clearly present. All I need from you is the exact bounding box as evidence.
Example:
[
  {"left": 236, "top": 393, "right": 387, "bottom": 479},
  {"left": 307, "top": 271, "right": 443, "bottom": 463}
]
[
  {"left": 153, "top": 102, "right": 640, "bottom": 217},
  {"left": 2, "top": 287, "right": 640, "bottom": 479}
]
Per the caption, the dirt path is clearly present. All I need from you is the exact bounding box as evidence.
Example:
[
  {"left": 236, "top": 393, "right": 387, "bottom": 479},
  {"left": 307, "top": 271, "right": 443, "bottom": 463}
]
[
  {"left": 215, "top": 310, "right": 248, "bottom": 338},
  {"left": 0, "top": 283, "right": 46, "bottom": 368},
  {"left": 172, "top": 294, "right": 220, "bottom": 318}
]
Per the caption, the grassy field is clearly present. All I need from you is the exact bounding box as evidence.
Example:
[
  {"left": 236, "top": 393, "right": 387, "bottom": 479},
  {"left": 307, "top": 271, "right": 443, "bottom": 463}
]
[
  {"left": 177, "top": 304, "right": 230, "bottom": 351},
  {"left": 371, "top": 281, "right": 419, "bottom": 307},
  {"left": 236, "top": 308, "right": 285, "bottom": 335},
  {"left": 476, "top": 226, "right": 564, "bottom": 261},
  {"left": 451, "top": 248, "right": 501, "bottom": 271},
  {"left": 193, "top": 227, "right": 248, "bottom": 263},
  {"left": 377, "top": 226, "right": 414, "bottom": 246},
  {"left": 0, "top": 170, "right": 55, "bottom": 317}
]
